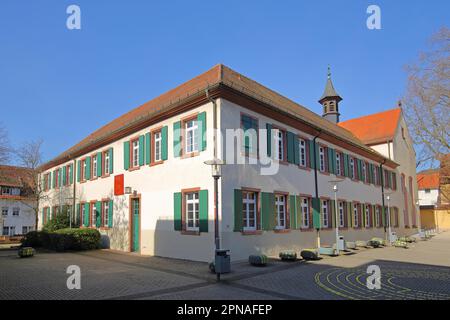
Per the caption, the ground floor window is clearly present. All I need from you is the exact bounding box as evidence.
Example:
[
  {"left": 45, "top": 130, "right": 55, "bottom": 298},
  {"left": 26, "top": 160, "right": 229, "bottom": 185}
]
[
  {"left": 185, "top": 192, "right": 199, "bottom": 231},
  {"left": 375, "top": 206, "right": 381, "bottom": 227},
  {"left": 353, "top": 203, "right": 359, "bottom": 227},
  {"left": 2, "top": 226, "right": 15, "bottom": 236},
  {"left": 301, "top": 197, "right": 310, "bottom": 228},
  {"left": 365, "top": 205, "right": 371, "bottom": 228},
  {"left": 91, "top": 203, "right": 97, "bottom": 227},
  {"left": 242, "top": 191, "right": 257, "bottom": 231},
  {"left": 103, "top": 201, "right": 110, "bottom": 227},
  {"left": 22, "top": 226, "right": 33, "bottom": 234},
  {"left": 338, "top": 201, "right": 345, "bottom": 227},
  {"left": 322, "top": 200, "right": 329, "bottom": 228},
  {"left": 275, "top": 194, "right": 287, "bottom": 229}
]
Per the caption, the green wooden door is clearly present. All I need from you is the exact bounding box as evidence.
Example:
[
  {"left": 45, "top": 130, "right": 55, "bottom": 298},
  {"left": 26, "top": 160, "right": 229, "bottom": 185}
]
[{"left": 131, "top": 198, "right": 140, "bottom": 252}]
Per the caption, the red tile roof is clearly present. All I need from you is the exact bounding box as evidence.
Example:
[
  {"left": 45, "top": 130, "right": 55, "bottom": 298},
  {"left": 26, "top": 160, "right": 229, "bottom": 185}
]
[
  {"left": 417, "top": 170, "right": 440, "bottom": 190},
  {"left": 0, "top": 165, "right": 34, "bottom": 188},
  {"left": 338, "top": 108, "right": 402, "bottom": 145}
]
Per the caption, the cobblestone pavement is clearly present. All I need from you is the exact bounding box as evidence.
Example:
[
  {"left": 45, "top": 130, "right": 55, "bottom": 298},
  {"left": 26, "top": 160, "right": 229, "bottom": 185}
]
[{"left": 1, "top": 232, "right": 449, "bottom": 300}]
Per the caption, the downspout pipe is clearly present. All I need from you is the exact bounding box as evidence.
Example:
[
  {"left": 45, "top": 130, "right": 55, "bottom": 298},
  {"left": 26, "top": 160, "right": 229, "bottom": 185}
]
[{"left": 313, "top": 131, "right": 322, "bottom": 249}]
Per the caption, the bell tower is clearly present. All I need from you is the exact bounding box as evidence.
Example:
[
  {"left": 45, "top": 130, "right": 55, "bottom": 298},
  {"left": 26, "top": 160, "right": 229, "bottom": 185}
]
[{"left": 319, "top": 66, "right": 342, "bottom": 123}]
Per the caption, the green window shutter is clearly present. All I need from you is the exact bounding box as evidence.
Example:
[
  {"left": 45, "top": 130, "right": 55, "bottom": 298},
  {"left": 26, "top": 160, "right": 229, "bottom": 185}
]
[
  {"left": 123, "top": 141, "right": 130, "bottom": 170},
  {"left": 84, "top": 203, "right": 90, "bottom": 227},
  {"left": 261, "top": 192, "right": 275, "bottom": 231},
  {"left": 139, "top": 135, "right": 145, "bottom": 166},
  {"left": 347, "top": 202, "right": 352, "bottom": 228},
  {"left": 173, "top": 192, "right": 182, "bottom": 231},
  {"left": 62, "top": 166, "right": 67, "bottom": 185},
  {"left": 70, "top": 163, "right": 74, "bottom": 184},
  {"left": 312, "top": 197, "right": 321, "bottom": 229},
  {"left": 197, "top": 112, "right": 207, "bottom": 152},
  {"left": 372, "top": 205, "right": 376, "bottom": 227},
  {"left": 85, "top": 157, "right": 91, "bottom": 180},
  {"left": 328, "top": 148, "right": 334, "bottom": 173},
  {"left": 145, "top": 132, "right": 151, "bottom": 165},
  {"left": 233, "top": 189, "right": 243, "bottom": 232},
  {"left": 97, "top": 152, "right": 102, "bottom": 177},
  {"left": 289, "top": 195, "right": 297, "bottom": 229},
  {"left": 199, "top": 190, "right": 208, "bottom": 232},
  {"left": 95, "top": 201, "right": 102, "bottom": 228},
  {"left": 296, "top": 196, "right": 302, "bottom": 228},
  {"left": 77, "top": 161, "right": 81, "bottom": 182},
  {"left": 161, "top": 125, "right": 168, "bottom": 160},
  {"left": 343, "top": 154, "right": 349, "bottom": 177},
  {"left": 309, "top": 140, "right": 316, "bottom": 169},
  {"left": 266, "top": 123, "right": 272, "bottom": 157},
  {"left": 362, "top": 204, "right": 366, "bottom": 227},
  {"left": 356, "top": 159, "right": 361, "bottom": 180},
  {"left": 173, "top": 121, "right": 181, "bottom": 158},
  {"left": 109, "top": 148, "right": 114, "bottom": 174},
  {"left": 286, "top": 131, "right": 294, "bottom": 163},
  {"left": 293, "top": 135, "right": 300, "bottom": 165},
  {"left": 108, "top": 200, "right": 113, "bottom": 228},
  {"left": 369, "top": 164, "right": 373, "bottom": 184}
]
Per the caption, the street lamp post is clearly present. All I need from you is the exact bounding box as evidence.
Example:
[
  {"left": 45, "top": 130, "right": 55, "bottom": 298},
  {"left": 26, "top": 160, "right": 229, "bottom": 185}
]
[
  {"left": 329, "top": 179, "right": 343, "bottom": 255},
  {"left": 204, "top": 158, "right": 224, "bottom": 281}
]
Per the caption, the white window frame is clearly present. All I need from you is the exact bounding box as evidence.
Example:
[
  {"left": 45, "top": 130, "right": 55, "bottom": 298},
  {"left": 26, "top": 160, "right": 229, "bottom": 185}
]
[
  {"left": 274, "top": 130, "right": 284, "bottom": 161},
  {"left": 92, "top": 156, "right": 98, "bottom": 178},
  {"left": 91, "top": 204, "right": 96, "bottom": 227},
  {"left": 82, "top": 160, "right": 87, "bottom": 181},
  {"left": 154, "top": 131, "right": 162, "bottom": 162},
  {"left": 338, "top": 201, "right": 345, "bottom": 227},
  {"left": 186, "top": 192, "right": 200, "bottom": 231},
  {"left": 185, "top": 119, "right": 199, "bottom": 154},
  {"left": 350, "top": 158, "right": 355, "bottom": 179},
  {"left": 243, "top": 191, "right": 257, "bottom": 231},
  {"left": 275, "top": 194, "right": 286, "bottom": 229},
  {"left": 1, "top": 207, "right": 8, "bottom": 216},
  {"left": 104, "top": 151, "right": 110, "bottom": 175},
  {"left": 301, "top": 197, "right": 309, "bottom": 228},
  {"left": 322, "top": 200, "right": 329, "bottom": 228},
  {"left": 299, "top": 139, "right": 306, "bottom": 167},
  {"left": 103, "top": 201, "right": 109, "bottom": 227},
  {"left": 375, "top": 206, "right": 380, "bottom": 227},
  {"left": 336, "top": 153, "right": 341, "bottom": 176},
  {"left": 132, "top": 139, "right": 139, "bottom": 168},
  {"left": 2, "top": 226, "right": 9, "bottom": 236},
  {"left": 365, "top": 205, "right": 371, "bottom": 227},
  {"left": 12, "top": 208, "right": 19, "bottom": 216},
  {"left": 353, "top": 203, "right": 359, "bottom": 227},
  {"left": 319, "top": 146, "right": 325, "bottom": 172},
  {"left": 81, "top": 204, "right": 85, "bottom": 226}
]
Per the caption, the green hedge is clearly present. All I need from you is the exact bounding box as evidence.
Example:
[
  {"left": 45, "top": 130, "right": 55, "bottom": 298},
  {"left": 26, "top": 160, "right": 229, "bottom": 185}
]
[{"left": 21, "top": 228, "right": 101, "bottom": 252}]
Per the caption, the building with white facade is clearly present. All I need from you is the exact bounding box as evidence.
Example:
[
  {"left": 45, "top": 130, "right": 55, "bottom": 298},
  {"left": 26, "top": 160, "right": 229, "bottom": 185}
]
[
  {"left": 38, "top": 64, "right": 420, "bottom": 262},
  {"left": 0, "top": 165, "right": 36, "bottom": 236}
]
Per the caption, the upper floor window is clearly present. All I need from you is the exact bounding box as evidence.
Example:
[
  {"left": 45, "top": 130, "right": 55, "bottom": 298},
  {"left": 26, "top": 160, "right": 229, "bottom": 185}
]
[
  {"left": 373, "top": 166, "right": 378, "bottom": 185},
  {"left": 242, "top": 191, "right": 257, "bottom": 231},
  {"left": 82, "top": 159, "right": 87, "bottom": 181},
  {"left": 275, "top": 194, "right": 287, "bottom": 229},
  {"left": 1, "top": 207, "right": 8, "bottom": 216},
  {"left": 392, "top": 172, "right": 397, "bottom": 190},
  {"left": 104, "top": 151, "right": 110, "bottom": 175},
  {"left": 299, "top": 139, "right": 307, "bottom": 167},
  {"left": 185, "top": 119, "right": 199, "bottom": 154},
  {"left": 301, "top": 197, "right": 310, "bottom": 228},
  {"left": 350, "top": 158, "right": 355, "bottom": 179},
  {"left": 154, "top": 131, "right": 162, "bottom": 162},
  {"left": 12, "top": 208, "right": 19, "bottom": 216},
  {"left": 241, "top": 114, "right": 258, "bottom": 156},
  {"left": 131, "top": 139, "right": 140, "bottom": 168},
  {"left": 319, "top": 146, "right": 326, "bottom": 172},
  {"left": 336, "top": 153, "right": 342, "bottom": 176},
  {"left": 274, "top": 130, "right": 285, "bottom": 161},
  {"left": 92, "top": 156, "right": 98, "bottom": 179},
  {"left": 361, "top": 162, "right": 366, "bottom": 183}
]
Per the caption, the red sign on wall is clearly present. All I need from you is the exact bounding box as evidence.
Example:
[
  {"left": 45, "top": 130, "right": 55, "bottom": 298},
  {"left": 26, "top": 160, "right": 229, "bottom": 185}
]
[{"left": 114, "top": 174, "right": 124, "bottom": 196}]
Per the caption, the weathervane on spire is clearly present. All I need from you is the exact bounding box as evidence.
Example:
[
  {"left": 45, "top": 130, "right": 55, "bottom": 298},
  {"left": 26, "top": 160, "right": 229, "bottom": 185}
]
[{"left": 327, "top": 65, "right": 331, "bottom": 79}]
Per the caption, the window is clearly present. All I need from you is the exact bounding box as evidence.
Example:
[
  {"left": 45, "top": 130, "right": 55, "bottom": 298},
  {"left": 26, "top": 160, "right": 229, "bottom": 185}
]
[
  {"left": 103, "top": 201, "right": 110, "bottom": 227},
  {"left": 365, "top": 205, "right": 371, "bottom": 227},
  {"left": 275, "top": 194, "right": 286, "bottom": 229},
  {"left": 425, "top": 189, "right": 431, "bottom": 194},
  {"left": 154, "top": 131, "right": 162, "bottom": 162},
  {"left": 319, "top": 146, "right": 326, "bottom": 172},
  {"left": 350, "top": 158, "right": 355, "bottom": 179},
  {"left": 242, "top": 191, "right": 257, "bottom": 231},
  {"left": 185, "top": 119, "right": 199, "bottom": 154},
  {"left": 336, "top": 153, "right": 341, "bottom": 176},
  {"left": 1, "top": 187, "right": 11, "bottom": 195},
  {"left": 321, "top": 200, "right": 329, "bottom": 228},
  {"left": 22, "top": 226, "right": 32, "bottom": 235},
  {"left": 392, "top": 172, "right": 397, "bottom": 190},
  {"left": 131, "top": 139, "right": 139, "bottom": 168},
  {"left": 92, "top": 156, "right": 98, "bottom": 178},
  {"left": 299, "top": 139, "right": 307, "bottom": 167},
  {"left": 375, "top": 206, "right": 381, "bottom": 227},
  {"left": 9, "top": 226, "right": 15, "bottom": 236},
  {"left": 274, "top": 130, "right": 285, "bottom": 161},
  {"left": 82, "top": 159, "right": 87, "bottom": 181},
  {"left": 2, "top": 207, "right": 8, "bottom": 216},
  {"left": 81, "top": 203, "right": 86, "bottom": 226},
  {"left": 186, "top": 192, "right": 199, "bottom": 231},
  {"left": 104, "top": 151, "right": 110, "bottom": 175},
  {"left": 353, "top": 203, "right": 359, "bottom": 227},
  {"left": 362, "top": 162, "right": 366, "bottom": 183},
  {"left": 338, "top": 201, "right": 345, "bottom": 227},
  {"left": 241, "top": 114, "right": 258, "bottom": 156},
  {"left": 91, "top": 203, "right": 97, "bottom": 227},
  {"left": 65, "top": 165, "right": 71, "bottom": 186},
  {"left": 3, "top": 226, "right": 9, "bottom": 236},
  {"left": 12, "top": 208, "right": 19, "bottom": 216},
  {"left": 373, "top": 166, "right": 378, "bottom": 185},
  {"left": 301, "top": 197, "right": 310, "bottom": 228}
]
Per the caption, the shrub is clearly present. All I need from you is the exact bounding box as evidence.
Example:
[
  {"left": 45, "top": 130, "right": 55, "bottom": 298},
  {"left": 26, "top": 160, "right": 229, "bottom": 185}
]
[
  {"left": 279, "top": 250, "right": 297, "bottom": 261},
  {"left": 21, "top": 231, "right": 44, "bottom": 247},
  {"left": 42, "top": 212, "right": 70, "bottom": 233},
  {"left": 249, "top": 254, "right": 268, "bottom": 266},
  {"left": 18, "top": 247, "right": 35, "bottom": 258}
]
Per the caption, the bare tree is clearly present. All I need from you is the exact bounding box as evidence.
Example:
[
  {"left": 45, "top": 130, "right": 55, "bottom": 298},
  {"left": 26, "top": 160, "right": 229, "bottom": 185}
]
[
  {"left": 0, "top": 123, "right": 10, "bottom": 164},
  {"left": 15, "top": 139, "right": 46, "bottom": 230},
  {"left": 403, "top": 27, "right": 450, "bottom": 169}
]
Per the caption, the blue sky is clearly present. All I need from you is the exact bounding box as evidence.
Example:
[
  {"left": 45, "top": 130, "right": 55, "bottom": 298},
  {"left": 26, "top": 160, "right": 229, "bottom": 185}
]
[{"left": 0, "top": 0, "right": 448, "bottom": 163}]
